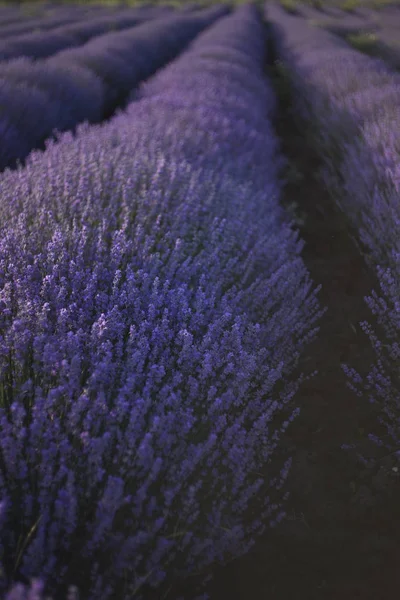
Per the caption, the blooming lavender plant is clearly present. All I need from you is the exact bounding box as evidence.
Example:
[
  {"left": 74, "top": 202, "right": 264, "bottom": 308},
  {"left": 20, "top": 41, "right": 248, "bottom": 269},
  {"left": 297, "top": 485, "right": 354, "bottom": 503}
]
[{"left": 0, "top": 5, "right": 321, "bottom": 600}]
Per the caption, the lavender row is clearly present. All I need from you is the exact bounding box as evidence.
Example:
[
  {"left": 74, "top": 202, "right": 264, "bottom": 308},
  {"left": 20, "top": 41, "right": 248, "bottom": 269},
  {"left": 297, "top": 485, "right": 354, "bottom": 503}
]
[
  {"left": 266, "top": 2, "right": 400, "bottom": 270},
  {"left": 0, "top": 9, "right": 91, "bottom": 41},
  {"left": 312, "top": 11, "right": 400, "bottom": 73},
  {"left": 0, "top": 4, "right": 127, "bottom": 39},
  {"left": 0, "top": 5, "right": 321, "bottom": 600},
  {"left": 0, "top": 7, "right": 228, "bottom": 173},
  {"left": 0, "top": 5, "right": 180, "bottom": 64},
  {"left": 0, "top": 9, "right": 160, "bottom": 62},
  {"left": 266, "top": 4, "right": 400, "bottom": 470},
  {"left": 0, "top": 10, "right": 38, "bottom": 27}
]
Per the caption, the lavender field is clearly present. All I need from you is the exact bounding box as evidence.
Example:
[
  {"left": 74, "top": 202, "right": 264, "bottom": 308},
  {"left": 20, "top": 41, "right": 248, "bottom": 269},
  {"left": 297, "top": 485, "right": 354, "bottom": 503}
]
[{"left": 0, "top": 1, "right": 400, "bottom": 599}]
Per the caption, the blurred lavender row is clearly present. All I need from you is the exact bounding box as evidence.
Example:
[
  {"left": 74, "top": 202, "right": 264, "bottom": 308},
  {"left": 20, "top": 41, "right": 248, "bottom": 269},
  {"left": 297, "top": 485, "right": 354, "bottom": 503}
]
[
  {"left": 0, "top": 8, "right": 94, "bottom": 40},
  {"left": 0, "top": 4, "right": 143, "bottom": 36},
  {"left": 302, "top": 5, "right": 400, "bottom": 73},
  {"left": 0, "top": 9, "right": 150, "bottom": 61},
  {"left": 266, "top": 2, "right": 400, "bottom": 471},
  {"left": 0, "top": 6, "right": 97, "bottom": 28},
  {"left": 266, "top": 2, "right": 400, "bottom": 268},
  {"left": 0, "top": 4, "right": 321, "bottom": 600},
  {"left": 0, "top": 5, "right": 178, "bottom": 61},
  {"left": 0, "top": 9, "right": 56, "bottom": 28},
  {"left": 0, "top": 6, "right": 228, "bottom": 173}
]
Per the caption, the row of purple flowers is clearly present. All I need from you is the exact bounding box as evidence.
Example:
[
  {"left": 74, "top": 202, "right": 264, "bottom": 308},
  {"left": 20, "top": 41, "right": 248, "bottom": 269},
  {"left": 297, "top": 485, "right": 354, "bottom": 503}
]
[
  {"left": 0, "top": 4, "right": 321, "bottom": 600},
  {"left": 0, "top": 6, "right": 97, "bottom": 40},
  {"left": 0, "top": 6, "right": 228, "bottom": 173},
  {"left": 0, "top": 5, "right": 176, "bottom": 39},
  {"left": 266, "top": 2, "right": 400, "bottom": 470},
  {"left": 0, "top": 10, "right": 148, "bottom": 62}
]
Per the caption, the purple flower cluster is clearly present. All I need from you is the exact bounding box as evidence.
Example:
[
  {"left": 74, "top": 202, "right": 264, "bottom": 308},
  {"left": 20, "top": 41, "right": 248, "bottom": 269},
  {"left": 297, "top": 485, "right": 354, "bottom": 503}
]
[
  {"left": 266, "top": 3, "right": 400, "bottom": 466},
  {"left": 0, "top": 7, "right": 226, "bottom": 173},
  {"left": 0, "top": 4, "right": 321, "bottom": 600}
]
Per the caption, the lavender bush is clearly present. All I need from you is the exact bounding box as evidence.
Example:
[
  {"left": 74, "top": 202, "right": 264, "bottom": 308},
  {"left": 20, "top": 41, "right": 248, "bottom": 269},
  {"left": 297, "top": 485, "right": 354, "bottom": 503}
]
[
  {"left": 266, "top": 2, "right": 400, "bottom": 468},
  {"left": 0, "top": 4, "right": 321, "bottom": 600},
  {"left": 0, "top": 8, "right": 226, "bottom": 172}
]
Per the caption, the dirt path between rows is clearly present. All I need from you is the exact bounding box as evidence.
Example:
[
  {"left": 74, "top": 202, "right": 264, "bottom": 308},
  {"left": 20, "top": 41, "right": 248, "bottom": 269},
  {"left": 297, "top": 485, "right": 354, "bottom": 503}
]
[{"left": 207, "top": 25, "right": 400, "bottom": 600}]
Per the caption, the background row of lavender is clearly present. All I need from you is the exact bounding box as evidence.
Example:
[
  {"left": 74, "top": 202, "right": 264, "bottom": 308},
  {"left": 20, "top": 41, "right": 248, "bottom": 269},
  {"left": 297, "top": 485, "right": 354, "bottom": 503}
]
[
  {"left": 0, "top": 4, "right": 321, "bottom": 600},
  {"left": 266, "top": 2, "right": 400, "bottom": 472},
  {"left": 0, "top": 5, "right": 175, "bottom": 40},
  {"left": 0, "top": 6, "right": 228, "bottom": 173},
  {"left": 299, "top": 3, "right": 400, "bottom": 76},
  {"left": 0, "top": 7, "right": 97, "bottom": 40},
  {"left": 0, "top": 5, "right": 179, "bottom": 61},
  {"left": 0, "top": 9, "right": 150, "bottom": 61},
  {"left": 0, "top": 2, "right": 149, "bottom": 34}
]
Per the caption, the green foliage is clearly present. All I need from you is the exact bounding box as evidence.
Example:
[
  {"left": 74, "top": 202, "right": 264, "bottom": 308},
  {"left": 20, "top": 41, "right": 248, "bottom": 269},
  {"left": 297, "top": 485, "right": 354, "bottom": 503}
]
[
  {"left": 20, "top": 3, "right": 46, "bottom": 14},
  {"left": 308, "top": 18, "right": 327, "bottom": 27},
  {"left": 340, "top": 0, "right": 360, "bottom": 12},
  {"left": 280, "top": 0, "right": 298, "bottom": 14},
  {"left": 347, "top": 31, "right": 380, "bottom": 56},
  {"left": 305, "top": 0, "right": 323, "bottom": 9},
  {"left": 370, "top": 0, "right": 394, "bottom": 8}
]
